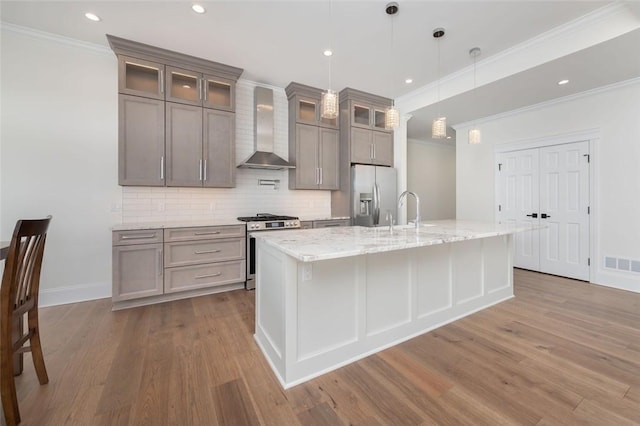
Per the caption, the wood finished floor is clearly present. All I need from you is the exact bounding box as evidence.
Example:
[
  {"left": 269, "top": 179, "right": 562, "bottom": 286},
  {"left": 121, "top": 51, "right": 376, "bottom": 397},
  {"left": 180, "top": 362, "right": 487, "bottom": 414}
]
[{"left": 8, "top": 269, "right": 640, "bottom": 425}]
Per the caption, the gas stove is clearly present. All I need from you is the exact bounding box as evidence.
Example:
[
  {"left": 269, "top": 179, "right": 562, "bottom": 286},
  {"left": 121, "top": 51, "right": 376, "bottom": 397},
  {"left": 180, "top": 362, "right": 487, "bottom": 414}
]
[{"left": 237, "top": 213, "right": 301, "bottom": 231}]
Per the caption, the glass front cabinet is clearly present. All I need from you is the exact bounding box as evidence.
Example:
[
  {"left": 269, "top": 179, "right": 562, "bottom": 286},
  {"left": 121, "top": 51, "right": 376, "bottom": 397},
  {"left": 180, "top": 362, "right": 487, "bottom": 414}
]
[
  {"left": 118, "top": 56, "right": 165, "bottom": 100},
  {"left": 165, "top": 66, "right": 235, "bottom": 111}
]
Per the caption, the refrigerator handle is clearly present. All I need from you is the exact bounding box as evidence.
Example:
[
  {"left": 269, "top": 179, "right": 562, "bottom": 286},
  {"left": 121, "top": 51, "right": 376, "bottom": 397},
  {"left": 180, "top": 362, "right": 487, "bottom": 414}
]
[{"left": 373, "top": 183, "right": 381, "bottom": 225}]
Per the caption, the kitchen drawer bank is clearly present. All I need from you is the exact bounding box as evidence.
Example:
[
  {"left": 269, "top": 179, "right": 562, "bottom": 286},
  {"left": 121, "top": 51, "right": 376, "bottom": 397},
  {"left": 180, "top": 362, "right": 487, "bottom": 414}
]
[{"left": 112, "top": 223, "right": 245, "bottom": 310}]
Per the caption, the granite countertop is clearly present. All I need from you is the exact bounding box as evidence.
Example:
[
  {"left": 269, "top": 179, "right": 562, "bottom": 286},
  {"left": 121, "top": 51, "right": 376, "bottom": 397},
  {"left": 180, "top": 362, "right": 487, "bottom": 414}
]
[
  {"left": 252, "top": 220, "right": 538, "bottom": 262},
  {"left": 112, "top": 219, "right": 244, "bottom": 231}
]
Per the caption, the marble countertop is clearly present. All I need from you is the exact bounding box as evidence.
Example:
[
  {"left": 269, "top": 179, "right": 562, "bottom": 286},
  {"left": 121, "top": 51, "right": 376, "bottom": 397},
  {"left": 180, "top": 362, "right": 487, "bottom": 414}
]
[
  {"left": 252, "top": 220, "right": 538, "bottom": 262},
  {"left": 112, "top": 219, "right": 243, "bottom": 231}
]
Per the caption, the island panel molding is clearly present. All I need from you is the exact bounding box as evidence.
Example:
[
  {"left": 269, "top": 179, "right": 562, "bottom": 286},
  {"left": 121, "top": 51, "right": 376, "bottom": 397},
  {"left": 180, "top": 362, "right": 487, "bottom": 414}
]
[{"left": 253, "top": 221, "right": 526, "bottom": 388}]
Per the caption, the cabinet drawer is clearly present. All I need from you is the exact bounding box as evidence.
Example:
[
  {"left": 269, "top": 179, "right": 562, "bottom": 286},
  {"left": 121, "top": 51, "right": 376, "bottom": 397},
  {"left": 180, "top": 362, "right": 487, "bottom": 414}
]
[
  {"left": 113, "top": 229, "right": 163, "bottom": 246},
  {"left": 164, "top": 225, "right": 244, "bottom": 242},
  {"left": 165, "top": 238, "right": 244, "bottom": 267},
  {"left": 313, "top": 219, "right": 351, "bottom": 228},
  {"left": 164, "top": 260, "right": 245, "bottom": 293}
]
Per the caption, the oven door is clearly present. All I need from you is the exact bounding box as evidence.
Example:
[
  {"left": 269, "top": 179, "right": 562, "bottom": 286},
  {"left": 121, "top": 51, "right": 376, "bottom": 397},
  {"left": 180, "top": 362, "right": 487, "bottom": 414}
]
[{"left": 246, "top": 233, "right": 256, "bottom": 289}]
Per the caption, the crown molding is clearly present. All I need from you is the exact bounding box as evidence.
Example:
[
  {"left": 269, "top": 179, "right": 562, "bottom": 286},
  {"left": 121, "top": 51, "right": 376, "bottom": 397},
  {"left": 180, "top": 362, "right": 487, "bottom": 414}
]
[
  {"left": 0, "top": 21, "right": 111, "bottom": 55},
  {"left": 407, "top": 138, "right": 456, "bottom": 150},
  {"left": 397, "top": 2, "right": 637, "bottom": 111},
  {"left": 453, "top": 76, "right": 640, "bottom": 130}
]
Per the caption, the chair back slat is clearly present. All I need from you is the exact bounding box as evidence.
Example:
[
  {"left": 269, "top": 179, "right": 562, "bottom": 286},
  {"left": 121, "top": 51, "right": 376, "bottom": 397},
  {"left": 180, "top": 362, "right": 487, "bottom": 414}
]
[{"left": 1, "top": 217, "right": 51, "bottom": 310}]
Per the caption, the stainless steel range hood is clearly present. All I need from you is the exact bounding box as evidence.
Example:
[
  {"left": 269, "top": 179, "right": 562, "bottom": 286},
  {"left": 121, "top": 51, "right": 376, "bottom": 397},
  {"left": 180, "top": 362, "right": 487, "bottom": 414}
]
[{"left": 237, "top": 86, "right": 294, "bottom": 170}]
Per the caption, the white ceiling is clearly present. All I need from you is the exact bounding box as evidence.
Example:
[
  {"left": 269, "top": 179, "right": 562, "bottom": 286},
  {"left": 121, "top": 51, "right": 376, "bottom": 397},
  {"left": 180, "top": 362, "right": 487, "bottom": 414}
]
[{"left": 2, "top": 1, "right": 639, "bottom": 142}]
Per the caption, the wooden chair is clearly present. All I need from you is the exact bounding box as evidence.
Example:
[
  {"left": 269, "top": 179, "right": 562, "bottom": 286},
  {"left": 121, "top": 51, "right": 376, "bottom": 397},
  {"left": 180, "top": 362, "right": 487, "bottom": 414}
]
[{"left": 1, "top": 216, "right": 52, "bottom": 425}]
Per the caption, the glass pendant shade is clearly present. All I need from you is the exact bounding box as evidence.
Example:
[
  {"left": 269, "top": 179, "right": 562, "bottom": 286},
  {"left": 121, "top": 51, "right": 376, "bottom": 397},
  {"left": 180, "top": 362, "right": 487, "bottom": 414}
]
[
  {"left": 468, "top": 128, "right": 481, "bottom": 144},
  {"left": 385, "top": 106, "right": 399, "bottom": 130},
  {"left": 432, "top": 117, "right": 447, "bottom": 139},
  {"left": 321, "top": 89, "right": 338, "bottom": 119}
]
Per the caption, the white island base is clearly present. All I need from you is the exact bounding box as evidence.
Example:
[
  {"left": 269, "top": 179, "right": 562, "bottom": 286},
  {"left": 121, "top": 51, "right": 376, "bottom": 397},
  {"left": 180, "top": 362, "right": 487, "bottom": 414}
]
[{"left": 254, "top": 228, "right": 515, "bottom": 389}]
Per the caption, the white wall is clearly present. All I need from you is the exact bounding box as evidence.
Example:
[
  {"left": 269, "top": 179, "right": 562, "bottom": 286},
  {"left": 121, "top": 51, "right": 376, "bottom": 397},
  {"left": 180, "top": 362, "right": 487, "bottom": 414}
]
[
  {"left": 456, "top": 79, "right": 640, "bottom": 293},
  {"left": 406, "top": 139, "right": 456, "bottom": 220},
  {"left": 1, "top": 27, "right": 122, "bottom": 306},
  {"left": 0, "top": 25, "right": 331, "bottom": 306}
]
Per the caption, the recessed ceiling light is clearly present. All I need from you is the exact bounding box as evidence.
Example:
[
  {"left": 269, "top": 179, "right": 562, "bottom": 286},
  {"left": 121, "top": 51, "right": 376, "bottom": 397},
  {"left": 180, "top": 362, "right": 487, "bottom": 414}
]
[
  {"left": 182, "top": 85, "right": 191, "bottom": 89},
  {"left": 405, "top": 78, "right": 413, "bottom": 84},
  {"left": 446, "top": 136, "right": 452, "bottom": 139},
  {"left": 323, "top": 49, "right": 333, "bottom": 57},
  {"left": 557, "top": 79, "right": 569, "bottom": 85},
  {"left": 192, "top": 4, "right": 206, "bottom": 14},
  {"left": 84, "top": 12, "right": 101, "bottom": 22}
]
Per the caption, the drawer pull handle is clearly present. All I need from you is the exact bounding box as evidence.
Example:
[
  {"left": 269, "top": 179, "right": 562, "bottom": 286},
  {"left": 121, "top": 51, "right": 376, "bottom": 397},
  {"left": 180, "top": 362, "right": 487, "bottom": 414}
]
[
  {"left": 195, "top": 272, "right": 222, "bottom": 279},
  {"left": 194, "top": 231, "right": 220, "bottom": 236},
  {"left": 121, "top": 234, "right": 156, "bottom": 240},
  {"left": 194, "top": 249, "right": 221, "bottom": 254}
]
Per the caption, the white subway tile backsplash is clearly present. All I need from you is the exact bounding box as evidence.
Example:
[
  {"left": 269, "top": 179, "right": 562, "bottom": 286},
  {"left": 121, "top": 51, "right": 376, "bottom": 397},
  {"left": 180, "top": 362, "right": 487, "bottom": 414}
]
[{"left": 121, "top": 79, "right": 332, "bottom": 223}]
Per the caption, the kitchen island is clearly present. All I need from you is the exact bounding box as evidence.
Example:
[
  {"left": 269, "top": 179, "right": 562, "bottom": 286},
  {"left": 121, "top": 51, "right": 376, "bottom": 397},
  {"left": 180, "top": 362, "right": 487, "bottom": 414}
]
[{"left": 253, "top": 220, "right": 534, "bottom": 389}]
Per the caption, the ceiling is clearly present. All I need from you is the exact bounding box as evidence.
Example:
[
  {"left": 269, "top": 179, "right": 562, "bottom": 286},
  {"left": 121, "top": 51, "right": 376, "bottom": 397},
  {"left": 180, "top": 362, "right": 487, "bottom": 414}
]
[{"left": 2, "top": 1, "right": 639, "bottom": 142}]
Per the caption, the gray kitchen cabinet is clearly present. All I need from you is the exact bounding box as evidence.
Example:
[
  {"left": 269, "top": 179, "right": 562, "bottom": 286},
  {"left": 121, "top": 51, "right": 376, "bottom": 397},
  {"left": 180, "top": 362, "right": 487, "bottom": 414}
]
[
  {"left": 286, "top": 82, "right": 340, "bottom": 190},
  {"left": 163, "top": 225, "right": 245, "bottom": 294},
  {"left": 107, "top": 34, "right": 243, "bottom": 188},
  {"left": 117, "top": 56, "right": 165, "bottom": 100},
  {"left": 166, "top": 66, "right": 235, "bottom": 112},
  {"left": 166, "top": 103, "right": 235, "bottom": 187},
  {"left": 204, "top": 109, "right": 235, "bottom": 187},
  {"left": 166, "top": 102, "right": 203, "bottom": 187},
  {"left": 372, "top": 131, "right": 393, "bottom": 166},
  {"left": 350, "top": 128, "right": 392, "bottom": 166},
  {"left": 112, "top": 224, "right": 246, "bottom": 309},
  {"left": 312, "top": 219, "right": 351, "bottom": 228},
  {"left": 344, "top": 89, "right": 394, "bottom": 167},
  {"left": 112, "top": 229, "right": 164, "bottom": 302},
  {"left": 118, "top": 94, "right": 165, "bottom": 186},
  {"left": 289, "top": 124, "right": 339, "bottom": 190}
]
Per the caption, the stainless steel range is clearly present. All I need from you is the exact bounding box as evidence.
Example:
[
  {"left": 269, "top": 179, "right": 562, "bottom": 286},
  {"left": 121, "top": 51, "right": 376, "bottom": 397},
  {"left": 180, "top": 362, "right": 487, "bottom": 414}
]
[{"left": 237, "top": 213, "right": 300, "bottom": 289}]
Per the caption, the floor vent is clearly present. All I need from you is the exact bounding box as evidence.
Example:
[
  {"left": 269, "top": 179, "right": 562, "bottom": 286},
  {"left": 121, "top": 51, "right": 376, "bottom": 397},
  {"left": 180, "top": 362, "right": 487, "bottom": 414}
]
[{"left": 605, "top": 256, "right": 640, "bottom": 273}]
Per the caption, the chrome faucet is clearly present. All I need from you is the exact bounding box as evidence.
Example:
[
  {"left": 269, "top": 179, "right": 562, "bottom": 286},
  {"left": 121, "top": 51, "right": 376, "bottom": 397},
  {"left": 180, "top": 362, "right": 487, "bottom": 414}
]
[{"left": 397, "top": 191, "right": 421, "bottom": 229}]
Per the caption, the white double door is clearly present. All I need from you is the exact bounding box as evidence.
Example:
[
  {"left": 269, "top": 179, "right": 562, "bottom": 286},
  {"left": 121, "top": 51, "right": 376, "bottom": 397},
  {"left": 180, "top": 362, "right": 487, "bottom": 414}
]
[{"left": 496, "top": 141, "right": 590, "bottom": 280}]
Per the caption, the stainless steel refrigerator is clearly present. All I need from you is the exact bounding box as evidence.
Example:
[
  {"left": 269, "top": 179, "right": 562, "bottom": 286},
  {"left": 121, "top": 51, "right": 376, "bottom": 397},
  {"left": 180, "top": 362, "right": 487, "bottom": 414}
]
[{"left": 351, "top": 165, "right": 397, "bottom": 227}]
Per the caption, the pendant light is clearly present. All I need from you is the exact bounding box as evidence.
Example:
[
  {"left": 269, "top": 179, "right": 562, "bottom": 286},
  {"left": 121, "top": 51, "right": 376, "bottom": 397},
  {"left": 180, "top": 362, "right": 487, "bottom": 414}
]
[
  {"left": 432, "top": 27, "right": 446, "bottom": 139},
  {"left": 321, "top": 0, "right": 338, "bottom": 119},
  {"left": 468, "top": 47, "right": 481, "bottom": 144},
  {"left": 384, "top": 2, "right": 400, "bottom": 130}
]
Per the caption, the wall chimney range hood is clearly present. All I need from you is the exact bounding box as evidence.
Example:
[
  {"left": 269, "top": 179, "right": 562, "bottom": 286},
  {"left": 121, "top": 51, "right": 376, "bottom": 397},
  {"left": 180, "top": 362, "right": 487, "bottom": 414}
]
[{"left": 237, "top": 86, "right": 294, "bottom": 170}]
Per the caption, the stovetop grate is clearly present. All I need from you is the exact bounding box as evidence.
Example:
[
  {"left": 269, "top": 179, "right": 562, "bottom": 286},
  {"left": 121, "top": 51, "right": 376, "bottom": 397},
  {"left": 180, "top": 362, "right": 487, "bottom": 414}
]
[{"left": 237, "top": 213, "right": 299, "bottom": 222}]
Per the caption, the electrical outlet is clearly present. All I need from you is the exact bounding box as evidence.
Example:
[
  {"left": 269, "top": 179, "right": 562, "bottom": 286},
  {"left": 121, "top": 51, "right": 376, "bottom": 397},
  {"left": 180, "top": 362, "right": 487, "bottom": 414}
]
[
  {"left": 110, "top": 203, "right": 122, "bottom": 212},
  {"left": 302, "top": 264, "right": 312, "bottom": 281},
  {"left": 157, "top": 202, "right": 165, "bottom": 212}
]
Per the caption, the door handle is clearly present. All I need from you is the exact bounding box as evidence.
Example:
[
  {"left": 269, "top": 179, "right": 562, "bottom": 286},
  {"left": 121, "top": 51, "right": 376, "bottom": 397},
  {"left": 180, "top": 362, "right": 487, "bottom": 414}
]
[
  {"left": 541, "top": 213, "right": 551, "bottom": 219},
  {"left": 526, "top": 213, "right": 538, "bottom": 218}
]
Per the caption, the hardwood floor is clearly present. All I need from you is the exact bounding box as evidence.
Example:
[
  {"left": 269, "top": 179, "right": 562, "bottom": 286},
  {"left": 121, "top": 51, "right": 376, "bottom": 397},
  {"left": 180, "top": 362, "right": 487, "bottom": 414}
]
[{"left": 8, "top": 269, "right": 640, "bottom": 425}]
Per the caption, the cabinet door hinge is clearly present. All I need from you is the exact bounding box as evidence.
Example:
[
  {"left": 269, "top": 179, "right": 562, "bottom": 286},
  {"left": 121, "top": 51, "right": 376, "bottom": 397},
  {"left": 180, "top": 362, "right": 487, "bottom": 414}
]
[
  {"left": 498, "top": 204, "right": 502, "bottom": 212},
  {"left": 498, "top": 163, "right": 502, "bottom": 171},
  {"left": 588, "top": 257, "right": 591, "bottom": 266},
  {"left": 583, "top": 154, "right": 590, "bottom": 163},
  {"left": 587, "top": 206, "right": 590, "bottom": 214}
]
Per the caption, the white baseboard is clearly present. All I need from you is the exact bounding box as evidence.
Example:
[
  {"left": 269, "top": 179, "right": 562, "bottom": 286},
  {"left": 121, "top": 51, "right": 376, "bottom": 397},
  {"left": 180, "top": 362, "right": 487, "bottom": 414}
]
[
  {"left": 39, "top": 281, "right": 111, "bottom": 307},
  {"left": 592, "top": 270, "right": 640, "bottom": 294}
]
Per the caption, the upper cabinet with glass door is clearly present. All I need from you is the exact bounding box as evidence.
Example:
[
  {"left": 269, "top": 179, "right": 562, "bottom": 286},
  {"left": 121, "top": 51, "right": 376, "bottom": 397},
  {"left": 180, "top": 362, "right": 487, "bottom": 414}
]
[
  {"left": 285, "top": 82, "right": 338, "bottom": 129},
  {"left": 341, "top": 88, "right": 393, "bottom": 133},
  {"left": 166, "top": 66, "right": 235, "bottom": 112},
  {"left": 118, "top": 56, "right": 165, "bottom": 100}
]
